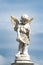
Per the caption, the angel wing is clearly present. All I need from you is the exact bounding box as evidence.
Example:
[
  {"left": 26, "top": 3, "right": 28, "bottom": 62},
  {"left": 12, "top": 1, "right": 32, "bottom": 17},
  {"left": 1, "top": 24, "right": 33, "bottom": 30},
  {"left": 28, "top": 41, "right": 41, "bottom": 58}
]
[{"left": 11, "top": 16, "right": 19, "bottom": 31}]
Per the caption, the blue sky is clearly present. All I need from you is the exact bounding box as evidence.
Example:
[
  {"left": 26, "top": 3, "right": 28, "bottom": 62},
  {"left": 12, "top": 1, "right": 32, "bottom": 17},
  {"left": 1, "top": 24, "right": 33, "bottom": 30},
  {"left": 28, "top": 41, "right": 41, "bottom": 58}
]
[{"left": 0, "top": 0, "right": 43, "bottom": 65}]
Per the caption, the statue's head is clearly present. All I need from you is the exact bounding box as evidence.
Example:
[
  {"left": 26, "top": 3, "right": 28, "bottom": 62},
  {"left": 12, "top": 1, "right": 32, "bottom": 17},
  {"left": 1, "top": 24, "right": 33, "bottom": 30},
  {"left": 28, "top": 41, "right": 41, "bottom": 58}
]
[{"left": 20, "top": 14, "right": 33, "bottom": 24}]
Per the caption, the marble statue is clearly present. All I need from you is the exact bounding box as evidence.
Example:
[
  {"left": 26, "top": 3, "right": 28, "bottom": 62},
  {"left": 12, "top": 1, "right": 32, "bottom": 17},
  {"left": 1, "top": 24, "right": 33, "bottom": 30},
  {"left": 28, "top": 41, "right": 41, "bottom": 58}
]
[{"left": 11, "top": 14, "right": 33, "bottom": 61}]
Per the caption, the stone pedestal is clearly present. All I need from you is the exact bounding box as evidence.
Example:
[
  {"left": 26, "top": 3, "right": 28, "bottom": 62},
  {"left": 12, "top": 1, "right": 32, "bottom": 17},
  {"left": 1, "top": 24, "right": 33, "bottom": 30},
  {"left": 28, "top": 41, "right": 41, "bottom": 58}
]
[
  {"left": 11, "top": 54, "right": 34, "bottom": 65},
  {"left": 11, "top": 62, "right": 34, "bottom": 65}
]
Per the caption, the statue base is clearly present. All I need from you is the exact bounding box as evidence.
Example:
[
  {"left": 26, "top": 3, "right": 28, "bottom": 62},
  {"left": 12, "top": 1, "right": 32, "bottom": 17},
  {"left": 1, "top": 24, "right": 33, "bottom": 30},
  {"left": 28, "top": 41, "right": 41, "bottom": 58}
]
[
  {"left": 11, "top": 54, "right": 34, "bottom": 65},
  {"left": 11, "top": 62, "right": 34, "bottom": 65}
]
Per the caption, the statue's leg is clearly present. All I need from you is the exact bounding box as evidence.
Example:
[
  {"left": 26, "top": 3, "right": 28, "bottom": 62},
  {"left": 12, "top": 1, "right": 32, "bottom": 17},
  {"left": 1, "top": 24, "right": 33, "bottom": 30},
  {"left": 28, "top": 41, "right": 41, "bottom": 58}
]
[
  {"left": 18, "top": 42, "right": 22, "bottom": 52},
  {"left": 16, "top": 42, "right": 23, "bottom": 57},
  {"left": 23, "top": 43, "right": 29, "bottom": 56},
  {"left": 18, "top": 42, "right": 24, "bottom": 54},
  {"left": 22, "top": 43, "right": 30, "bottom": 60}
]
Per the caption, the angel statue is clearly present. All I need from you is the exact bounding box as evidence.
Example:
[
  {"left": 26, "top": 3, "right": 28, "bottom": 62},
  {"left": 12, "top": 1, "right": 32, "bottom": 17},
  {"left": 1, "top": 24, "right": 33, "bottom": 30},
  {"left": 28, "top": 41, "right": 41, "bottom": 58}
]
[{"left": 11, "top": 14, "right": 33, "bottom": 58}]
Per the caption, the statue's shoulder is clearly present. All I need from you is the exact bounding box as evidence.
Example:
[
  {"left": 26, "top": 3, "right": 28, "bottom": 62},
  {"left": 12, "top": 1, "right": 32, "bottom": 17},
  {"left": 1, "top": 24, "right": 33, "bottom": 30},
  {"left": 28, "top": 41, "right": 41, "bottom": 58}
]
[{"left": 24, "top": 23, "right": 30, "bottom": 28}]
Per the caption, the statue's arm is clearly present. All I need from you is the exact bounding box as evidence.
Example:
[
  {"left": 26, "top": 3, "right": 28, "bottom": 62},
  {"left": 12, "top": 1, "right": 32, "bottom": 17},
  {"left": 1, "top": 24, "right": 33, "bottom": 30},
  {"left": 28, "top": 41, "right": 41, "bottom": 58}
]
[
  {"left": 24, "top": 23, "right": 31, "bottom": 33},
  {"left": 17, "top": 25, "right": 21, "bottom": 38},
  {"left": 24, "top": 23, "right": 31, "bottom": 40}
]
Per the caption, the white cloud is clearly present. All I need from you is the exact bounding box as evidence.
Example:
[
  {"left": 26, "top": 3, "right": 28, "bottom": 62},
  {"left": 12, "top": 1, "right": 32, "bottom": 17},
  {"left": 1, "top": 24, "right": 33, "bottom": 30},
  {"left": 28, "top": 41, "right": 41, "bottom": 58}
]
[{"left": 0, "top": 55, "right": 9, "bottom": 65}]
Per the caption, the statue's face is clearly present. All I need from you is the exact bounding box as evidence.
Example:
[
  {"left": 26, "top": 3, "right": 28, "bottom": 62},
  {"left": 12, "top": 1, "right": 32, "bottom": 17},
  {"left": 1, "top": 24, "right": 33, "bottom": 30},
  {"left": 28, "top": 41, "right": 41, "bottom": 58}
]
[
  {"left": 21, "top": 20, "right": 28, "bottom": 25},
  {"left": 20, "top": 18, "right": 29, "bottom": 24},
  {"left": 20, "top": 15, "right": 30, "bottom": 24}
]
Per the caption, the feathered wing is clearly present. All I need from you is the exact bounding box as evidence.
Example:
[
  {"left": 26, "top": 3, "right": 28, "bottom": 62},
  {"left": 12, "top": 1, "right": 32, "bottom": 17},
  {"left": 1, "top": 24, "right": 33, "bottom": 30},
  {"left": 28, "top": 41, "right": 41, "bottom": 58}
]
[{"left": 11, "top": 16, "right": 19, "bottom": 31}]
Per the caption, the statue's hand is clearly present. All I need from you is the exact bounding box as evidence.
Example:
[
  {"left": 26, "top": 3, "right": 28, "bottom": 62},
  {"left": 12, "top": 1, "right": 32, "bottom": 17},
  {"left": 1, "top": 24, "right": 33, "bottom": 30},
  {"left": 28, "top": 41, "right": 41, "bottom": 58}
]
[{"left": 20, "top": 26, "right": 27, "bottom": 33}]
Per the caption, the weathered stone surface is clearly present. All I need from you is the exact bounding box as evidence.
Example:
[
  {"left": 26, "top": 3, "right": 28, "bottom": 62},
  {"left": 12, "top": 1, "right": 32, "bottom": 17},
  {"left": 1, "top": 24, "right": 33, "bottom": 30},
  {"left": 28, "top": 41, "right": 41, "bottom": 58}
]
[
  {"left": 11, "top": 14, "right": 33, "bottom": 57},
  {"left": 11, "top": 15, "right": 34, "bottom": 65}
]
